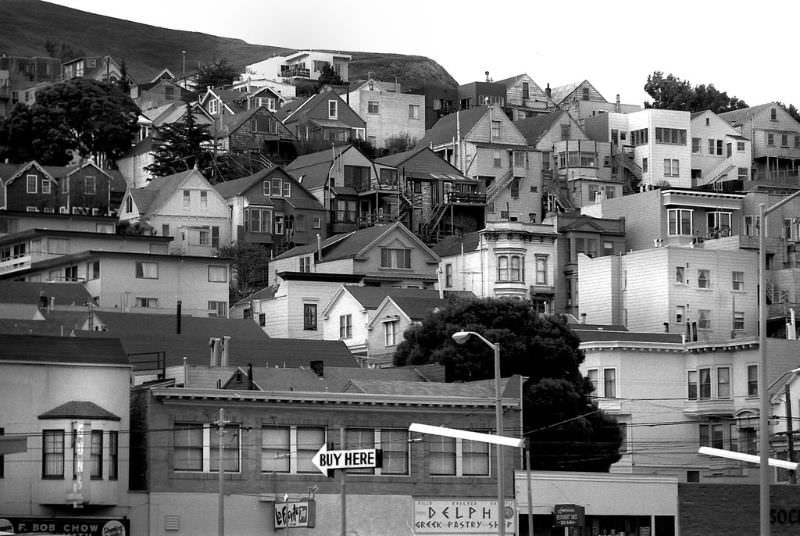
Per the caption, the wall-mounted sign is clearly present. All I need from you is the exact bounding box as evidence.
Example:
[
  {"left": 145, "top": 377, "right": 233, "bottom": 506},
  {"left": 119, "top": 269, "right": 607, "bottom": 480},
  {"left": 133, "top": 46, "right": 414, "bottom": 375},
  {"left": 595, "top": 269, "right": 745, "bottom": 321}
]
[
  {"left": 274, "top": 500, "right": 315, "bottom": 529},
  {"left": 310, "top": 443, "right": 380, "bottom": 474},
  {"left": 414, "top": 499, "right": 516, "bottom": 534},
  {"left": 554, "top": 504, "right": 585, "bottom": 527},
  {"left": 0, "top": 517, "right": 128, "bottom": 536}
]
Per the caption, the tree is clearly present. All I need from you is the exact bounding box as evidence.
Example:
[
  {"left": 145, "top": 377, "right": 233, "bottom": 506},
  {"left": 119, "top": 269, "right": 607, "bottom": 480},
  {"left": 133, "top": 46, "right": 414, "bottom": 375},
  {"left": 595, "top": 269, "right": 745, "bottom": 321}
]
[
  {"left": 644, "top": 71, "right": 748, "bottom": 113},
  {"left": 44, "top": 40, "right": 85, "bottom": 61},
  {"left": 778, "top": 102, "right": 800, "bottom": 123},
  {"left": 0, "top": 78, "right": 137, "bottom": 165},
  {"left": 317, "top": 64, "right": 345, "bottom": 87},
  {"left": 215, "top": 242, "right": 271, "bottom": 301},
  {"left": 394, "top": 297, "right": 623, "bottom": 471},
  {"left": 145, "top": 102, "right": 214, "bottom": 177},
  {"left": 195, "top": 58, "right": 239, "bottom": 89}
]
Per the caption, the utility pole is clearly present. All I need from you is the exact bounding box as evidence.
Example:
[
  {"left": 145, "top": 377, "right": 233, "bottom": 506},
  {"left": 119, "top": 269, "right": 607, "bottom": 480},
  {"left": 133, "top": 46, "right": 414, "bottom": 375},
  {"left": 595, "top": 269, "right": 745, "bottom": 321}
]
[
  {"left": 215, "top": 408, "right": 230, "bottom": 536},
  {"left": 786, "top": 383, "right": 796, "bottom": 484}
]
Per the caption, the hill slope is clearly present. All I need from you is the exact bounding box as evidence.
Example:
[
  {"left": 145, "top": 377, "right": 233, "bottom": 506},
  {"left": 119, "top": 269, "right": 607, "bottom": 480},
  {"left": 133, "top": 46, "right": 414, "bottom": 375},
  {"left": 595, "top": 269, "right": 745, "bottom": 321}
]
[{"left": 0, "top": 0, "right": 457, "bottom": 89}]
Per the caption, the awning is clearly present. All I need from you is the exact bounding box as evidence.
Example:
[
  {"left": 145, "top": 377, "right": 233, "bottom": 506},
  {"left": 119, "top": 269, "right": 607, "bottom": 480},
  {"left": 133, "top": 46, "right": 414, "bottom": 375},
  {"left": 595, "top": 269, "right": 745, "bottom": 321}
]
[
  {"left": 403, "top": 170, "right": 476, "bottom": 183},
  {"left": 0, "top": 435, "right": 28, "bottom": 455},
  {"left": 309, "top": 118, "right": 353, "bottom": 129}
]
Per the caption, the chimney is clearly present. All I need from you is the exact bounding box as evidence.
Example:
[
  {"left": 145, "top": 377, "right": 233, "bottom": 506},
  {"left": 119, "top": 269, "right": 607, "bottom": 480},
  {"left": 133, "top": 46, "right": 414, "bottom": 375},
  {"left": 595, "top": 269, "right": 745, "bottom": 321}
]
[
  {"left": 49, "top": 296, "right": 55, "bottom": 313},
  {"left": 615, "top": 94, "right": 620, "bottom": 113},
  {"left": 221, "top": 336, "right": 231, "bottom": 367},
  {"left": 485, "top": 71, "right": 490, "bottom": 82},
  {"left": 545, "top": 83, "right": 551, "bottom": 99},
  {"left": 209, "top": 337, "right": 221, "bottom": 366},
  {"left": 310, "top": 360, "right": 324, "bottom": 377},
  {"left": 580, "top": 313, "right": 587, "bottom": 324}
]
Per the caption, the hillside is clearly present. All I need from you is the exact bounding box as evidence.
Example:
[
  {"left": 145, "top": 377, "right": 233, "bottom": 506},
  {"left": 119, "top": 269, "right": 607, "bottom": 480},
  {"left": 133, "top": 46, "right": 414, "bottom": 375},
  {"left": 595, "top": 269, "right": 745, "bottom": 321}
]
[{"left": 0, "top": 0, "right": 458, "bottom": 89}]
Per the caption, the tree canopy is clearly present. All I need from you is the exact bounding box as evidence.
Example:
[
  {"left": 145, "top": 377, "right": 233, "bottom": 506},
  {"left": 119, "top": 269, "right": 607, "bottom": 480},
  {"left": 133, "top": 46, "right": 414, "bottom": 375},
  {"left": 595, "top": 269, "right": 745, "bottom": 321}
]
[
  {"left": 195, "top": 58, "right": 239, "bottom": 89},
  {"left": 215, "top": 242, "right": 271, "bottom": 301},
  {"left": 644, "top": 71, "right": 748, "bottom": 113},
  {"left": 0, "top": 78, "right": 139, "bottom": 165},
  {"left": 394, "top": 297, "right": 622, "bottom": 471},
  {"left": 317, "top": 64, "right": 345, "bottom": 87},
  {"left": 145, "top": 102, "right": 214, "bottom": 177}
]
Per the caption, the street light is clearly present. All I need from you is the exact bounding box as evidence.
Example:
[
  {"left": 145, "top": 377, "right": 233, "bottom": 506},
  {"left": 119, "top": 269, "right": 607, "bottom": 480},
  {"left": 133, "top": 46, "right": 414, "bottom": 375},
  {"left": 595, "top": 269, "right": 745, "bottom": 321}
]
[
  {"left": 758, "top": 189, "right": 800, "bottom": 536},
  {"left": 452, "top": 330, "right": 506, "bottom": 536}
]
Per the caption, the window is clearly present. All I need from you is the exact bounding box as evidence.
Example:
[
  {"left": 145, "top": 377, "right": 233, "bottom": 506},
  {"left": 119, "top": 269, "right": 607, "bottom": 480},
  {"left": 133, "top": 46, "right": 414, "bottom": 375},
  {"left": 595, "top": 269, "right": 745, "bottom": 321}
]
[
  {"left": 200, "top": 191, "right": 208, "bottom": 209},
  {"left": 603, "top": 368, "right": 616, "bottom": 399},
  {"left": 183, "top": 190, "right": 190, "bottom": 208},
  {"left": 491, "top": 121, "right": 501, "bottom": 138},
  {"left": 767, "top": 133, "right": 775, "bottom": 146},
  {"left": 42, "top": 430, "right": 64, "bottom": 478},
  {"left": 380, "top": 248, "right": 411, "bottom": 269},
  {"left": 668, "top": 208, "right": 692, "bottom": 236},
  {"left": 655, "top": 127, "right": 687, "bottom": 145},
  {"left": 208, "top": 99, "right": 219, "bottom": 115},
  {"left": 560, "top": 124, "right": 571, "bottom": 140},
  {"left": 664, "top": 158, "right": 679, "bottom": 177},
  {"left": 89, "top": 430, "right": 103, "bottom": 479},
  {"left": 796, "top": 135, "right": 800, "bottom": 149},
  {"left": 384, "top": 320, "right": 398, "bottom": 347},
  {"left": 675, "top": 305, "right": 685, "bottom": 323},
  {"left": 283, "top": 181, "right": 291, "bottom": 197},
  {"left": 208, "top": 265, "right": 227, "bottom": 282},
  {"left": 535, "top": 255, "right": 547, "bottom": 285},
  {"left": 582, "top": 86, "right": 590, "bottom": 100},
  {"left": 161, "top": 224, "right": 170, "bottom": 237},
  {"left": 699, "top": 367, "right": 711, "bottom": 399},
  {"left": 716, "top": 140, "right": 723, "bottom": 155},
  {"left": 698, "top": 309, "right": 711, "bottom": 330},
  {"left": 27, "top": 174, "right": 37, "bottom": 194},
  {"left": 312, "top": 216, "right": 321, "bottom": 229},
  {"left": 462, "top": 440, "right": 489, "bottom": 476},
  {"left": 198, "top": 229, "right": 210, "bottom": 246},
  {"left": 368, "top": 101, "right": 379, "bottom": 114},
  {"left": 497, "top": 256, "right": 508, "bottom": 281},
  {"left": 522, "top": 82, "right": 529, "bottom": 99},
  {"left": 0, "top": 427, "right": 4, "bottom": 478},
  {"left": 328, "top": 100, "right": 338, "bottom": 119},
  {"left": 445, "top": 263, "right": 453, "bottom": 288},
  {"left": 587, "top": 369, "right": 598, "bottom": 395},
  {"left": 717, "top": 367, "right": 731, "bottom": 399},
  {"left": 271, "top": 178, "right": 282, "bottom": 197},
  {"left": 675, "top": 266, "right": 685, "bottom": 284},
  {"left": 85, "top": 176, "right": 96, "bottom": 195},
  {"left": 493, "top": 150, "right": 502, "bottom": 168},
  {"left": 174, "top": 423, "right": 240, "bottom": 473},
  {"left": 699, "top": 423, "right": 724, "bottom": 449},
  {"left": 135, "top": 297, "right": 158, "bottom": 308},
  {"left": 732, "top": 271, "right": 744, "bottom": 290},
  {"left": 687, "top": 370, "right": 697, "bottom": 400},
  {"left": 303, "top": 304, "right": 317, "bottom": 331},
  {"left": 734, "top": 311, "right": 745, "bottom": 331},
  {"left": 429, "top": 436, "right": 456, "bottom": 475},
  {"left": 642, "top": 158, "right": 648, "bottom": 173},
  {"left": 630, "top": 128, "right": 648, "bottom": 146},
  {"left": 135, "top": 261, "right": 158, "bottom": 279},
  {"left": 42, "top": 179, "right": 51, "bottom": 194},
  {"left": 697, "top": 269, "right": 711, "bottom": 289},
  {"left": 408, "top": 104, "right": 420, "bottom": 120},
  {"left": 336, "top": 200, "right": 356, "bottom": 223},
  {"left": 707, "top": 211, "right": 731, "bottom": 233},
  {"left": 344, "top": 428, "right": 375, "bottom": 474},
  {"left": 781, "top": 134, "right": 789, "bottom": 147},
  {"left": 212, "top": 226, "right": 219, "bottom": 248},
  {"left": 108, "top": 431, "right": 118, "bottom": 480},
  {"left": 299, "top": 256, "right": 311, "bottom": 272},
  {"left": 339, "top": 314, "right": 352, "bottom": 339},
  {"left": 380, "top": 429, "right": 409, "bottom": 475},
  {"left": 245, "top": 207, "right": 272, "bottom": 233},
  {"left": 208, "top": 301, "right": 227, "bottom": 318},
  {"left": 261, "top": 426, "right": 326, "bottom": 474},
  {"left": 747, "top": 365, "right": 758, "bottom": 396},
  {"left": 692, "top": 137, "right": 700, "bottom": 153},
  {"left": 744, "top": 215, "right": 760, "bottom": 236},
  {"left": 771, "top": 107, "right": 777, "bottom": 120},
  {"left": 513, "top": 151, "right": 526, "bottom": 168},
  {"left": 510, "top": 177, "right": 520, "bottom": 198},
  {"left": 88, "top": 261, "right": 100, "bottom": 280}
]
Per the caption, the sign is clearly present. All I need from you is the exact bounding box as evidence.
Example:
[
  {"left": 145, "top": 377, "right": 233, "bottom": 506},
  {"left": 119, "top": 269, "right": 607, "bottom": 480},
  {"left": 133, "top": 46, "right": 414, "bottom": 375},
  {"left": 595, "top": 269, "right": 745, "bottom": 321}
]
[
  {"left": 310, "top": 443, "right": 380, "bottom": 475},
  {"left": 553, "top": 504, "right": 585, "bottom": 528},
  {"left": 0, "top": 517, "right": 129, "bottom": 536},
  {"left": 414, "top": 499, "right": 516, "bottom": 535},
  {"left": 274, "top": 500, "right": 315, "bottom": 529}
]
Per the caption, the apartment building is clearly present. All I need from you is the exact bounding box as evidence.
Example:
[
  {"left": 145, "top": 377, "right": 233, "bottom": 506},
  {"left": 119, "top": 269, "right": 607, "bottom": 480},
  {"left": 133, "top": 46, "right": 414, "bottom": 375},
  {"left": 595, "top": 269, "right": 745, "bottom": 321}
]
[
  {"left": 346, "top": 78, "right": 425, "bottom": 149},
  {"left": 690, "top": 110, "right": 752, "bottom": 188}
]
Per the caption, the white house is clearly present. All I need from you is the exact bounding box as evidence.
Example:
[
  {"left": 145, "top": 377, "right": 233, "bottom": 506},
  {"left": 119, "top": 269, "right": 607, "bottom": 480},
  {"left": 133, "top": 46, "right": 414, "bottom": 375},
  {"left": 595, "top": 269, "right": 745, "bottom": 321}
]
[
  {"left": 690, "top": 110, "right": 752, "bottom": 187},
  {"left": 346, "top": 78, "right": 426, "bottom": 149},
  {"left": 247, "top": 51, "right": 351, "bottom": 82}
]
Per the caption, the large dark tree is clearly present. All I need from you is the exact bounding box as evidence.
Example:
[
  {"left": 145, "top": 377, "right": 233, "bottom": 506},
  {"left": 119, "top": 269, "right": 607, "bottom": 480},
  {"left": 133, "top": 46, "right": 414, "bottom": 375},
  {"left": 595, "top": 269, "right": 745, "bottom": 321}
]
[
  {"left": 394, "top": 297, "right": 623, "bottom": 471},
  {"left": 195, "top": 58, "right": 239, "bottom": 89},
  {"left": 215, "top": 242, "right": 271, "bottom": 301},
  {"left": 317, "top": 64, "right": 345, "bottom": 87},
  {"left": 0, "top": 78, "right": 138, "bottom": 165},
  {"left": 644, "top": 71, "right": 748, "bottom": 113},
  {"left": 145, "top": 102, "right": 214, "bottom": 177}
]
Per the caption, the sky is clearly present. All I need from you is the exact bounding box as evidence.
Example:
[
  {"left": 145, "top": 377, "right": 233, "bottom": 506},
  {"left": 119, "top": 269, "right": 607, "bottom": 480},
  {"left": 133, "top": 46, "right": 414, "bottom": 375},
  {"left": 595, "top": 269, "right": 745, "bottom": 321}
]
[{"left": 47, "top": 0, "right": 800, "bottom": 108}]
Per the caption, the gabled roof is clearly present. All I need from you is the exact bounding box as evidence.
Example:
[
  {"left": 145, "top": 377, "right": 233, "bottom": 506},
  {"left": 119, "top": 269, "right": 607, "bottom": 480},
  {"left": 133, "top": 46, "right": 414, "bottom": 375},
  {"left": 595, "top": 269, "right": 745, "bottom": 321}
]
[
  {"left": 213, "top": 166, "right": 320, "bottom": 208},
  {"left": 248, "top": 364, "right": 438, "bottom": 393},
  {"left": 549, "top": 82, "right": 582, "bottom": 105},
  {"left": 214, "top": 106, "right": 291, "bottom": 140},
  {"left": 128, "top": 169, "right": 198, "bottom": 217},
  {"left": 343, "top": 286, "right": 447, "bottom": 310},
  {"left": 719, "top": 103, "right": 779, "bottom": 126},
  {"left": 513, "top": 111, "right": 566, "bottom": 144},
  {"left": 387, "top": 295, "right": 448, "bottom": 321},
  {"left": 432, "top": 231, "right": 481, "bottom": 257},
  {"left": 0, "top": 334, "right": 129, "bottom": 365},
  {"left": 374, "top": 146, "right": 468, "bottom": 180},
  {"left": 274, "top": 96, "right": 312, "bottom": 121},
  {"left": 417, "top": 106, "right": 489, "bottom": 147},
  {"left": 39, "top": 401, "right": 120, "bottom": 421},
  {"left": 287, "top": 143, "right": 352, "bottom": 170},
  {"left": 0, "top": 281, "right": 92, "bottom": 305}
]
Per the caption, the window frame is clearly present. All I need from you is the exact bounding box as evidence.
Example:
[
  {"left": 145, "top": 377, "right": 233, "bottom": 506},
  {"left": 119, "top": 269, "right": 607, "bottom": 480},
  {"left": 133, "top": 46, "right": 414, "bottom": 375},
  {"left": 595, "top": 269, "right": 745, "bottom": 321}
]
[
  {"left": 26, "top": 174, "right": 38, "bottom": 194},
  {"left": 384, "top": 320, "right": 398, "bottom": 347},
  {"left": 667, "top": 208, "right": 693, "bottom": 236},
  {"left": 135, "top": 261, "right": 159, "bottom": 279},
  {"left": 339, "top": 314, "right": 352, "bottom": 339},
  {"left": 208, "top": 265, "right": 227, "bottom": 283},
  {"left": 42, "top": 429, "right": 65, "bottom": 479},
  {"left": 173, "top": 422, "right": 241, "bottom": 473},
  {"left": 303, "top": 303, "right": 318, "bottom": 331}
]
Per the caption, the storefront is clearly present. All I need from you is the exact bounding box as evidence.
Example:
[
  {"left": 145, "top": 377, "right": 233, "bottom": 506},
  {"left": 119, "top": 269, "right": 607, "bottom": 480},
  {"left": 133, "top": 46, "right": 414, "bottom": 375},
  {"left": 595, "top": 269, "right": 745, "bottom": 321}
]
[
  {"left": 514, "top": 471, "right": 678, "bottom": 536},
  {"left": 0, "top": 516, "right": 129, "bottom": 536}
]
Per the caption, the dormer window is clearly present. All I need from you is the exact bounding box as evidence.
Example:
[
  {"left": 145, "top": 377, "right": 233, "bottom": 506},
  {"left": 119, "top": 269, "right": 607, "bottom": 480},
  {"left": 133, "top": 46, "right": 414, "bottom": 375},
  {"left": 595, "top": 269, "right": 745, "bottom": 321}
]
[
  {"left": 328, "top": 100, "right": 338, "bottom": 119},
  {"left": 209, "top": 99, "right": 219, "bottom": 115}
]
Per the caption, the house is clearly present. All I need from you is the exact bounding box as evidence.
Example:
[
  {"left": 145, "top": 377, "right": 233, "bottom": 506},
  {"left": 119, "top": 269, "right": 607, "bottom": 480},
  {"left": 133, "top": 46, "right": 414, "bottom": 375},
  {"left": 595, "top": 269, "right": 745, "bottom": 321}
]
[
  {"left": 690, "top": 110, "right": 752, "bottom": 188},
  {"left": 0, "top": 207, "right": 117, "bottom": 238},
  {"left": 585, "top": 109, "right": 692, "bottom": 189},
  {"left": 1, "top": 160, "right": 116, "bottom": 216},
  {"left": 496, "top": 73, "right": 552, "bottom": 120},
  {"left": 212, "top": 106, "right": 296, "bottom": 167},
  {"left": 214, "top": 165, "right": 327, "bottom": 256},
  {"left": 129, "top": 364, "right": 522, "bottom": 536},
  {"left": 418, "top": 104, "right": 542, "bottom": 224},
  {"left": 546, "top": 80, "right": 641, "bottom": 127},
  {"left": 0, "top": 227, "right": 171, "bottom": 278},
  {"left": 62, "top": 55, "right": 122, "bottom": 83},
  {"left": 434, "top": 220, "right": 557, "bottom": 310},
  {"left": 285, "top": 144, "right": 380, "bottom": 234},
  {"left": 247, "top": 50, "right": 352, "bottom": 82},
  {"left": 0, "top": 280, "right": 93, "bottom": 322},
  {"left": 321, "top": 286, "right": 461, "bottom": 360},
  {"left": 0, "top": 55, "right": 61, "bottom": 117},
  {"left": 131, "top": 77, "right": 194, "bottom": 112},
  {"left": 421, "top": 84, "right": 457, "bottom": 130},
  {"left": 346, "top": 78, "right": 426, "bottom": 149},
  {"left": 578, "top": 246, "right": 758, "bottom": 340},
  {"left": 2, "top": 249, "right": 232, "bottom": 318},
  {"left": 230, "top": 76, "right": 297, "bottom": 100},
  {"left": 269, "top": 222, "right": 441, "bottom": 288},
  {"left": 541, "top": 212, "right": 626, "bottom": 317},
  {"left": 457, "top": 75, "right": 507, "bottom": 109},
  {"left": 374, "top": 146, "right": 486, "bottom": 242},
  {"left": 515, "top": 110, "right": 620, "bottom": 211},
  {"left": 276, "top": 86, "right": 366, "bottom": 145},
  {"left": 719, "top": 102, "right": 800, "bottom": 183},
  {"left": 118, "top": 168, "right": 231, "bottom": 256},
  {"left": 0, "top": 334, "right": 133, "bottom": 531}
]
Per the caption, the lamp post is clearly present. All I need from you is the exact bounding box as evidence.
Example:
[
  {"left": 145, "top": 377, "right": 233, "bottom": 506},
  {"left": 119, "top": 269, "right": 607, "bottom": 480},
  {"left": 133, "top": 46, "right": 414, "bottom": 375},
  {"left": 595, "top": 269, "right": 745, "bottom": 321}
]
[
  {"left": 758, "top": 188, "right": 800, "bottom": 536},
  {"left": 452, "top": 331, "right": 505, "bottom": 536}
]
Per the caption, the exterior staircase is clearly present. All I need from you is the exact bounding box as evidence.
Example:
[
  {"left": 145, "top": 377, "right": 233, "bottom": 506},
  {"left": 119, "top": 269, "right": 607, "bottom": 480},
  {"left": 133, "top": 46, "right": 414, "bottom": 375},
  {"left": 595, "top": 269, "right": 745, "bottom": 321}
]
[
  {"left": 485, "top": 169, "right": 514, "bottom": 205},
  {"left": 421, "top": 202, "right": 449, "bottom": 243}
]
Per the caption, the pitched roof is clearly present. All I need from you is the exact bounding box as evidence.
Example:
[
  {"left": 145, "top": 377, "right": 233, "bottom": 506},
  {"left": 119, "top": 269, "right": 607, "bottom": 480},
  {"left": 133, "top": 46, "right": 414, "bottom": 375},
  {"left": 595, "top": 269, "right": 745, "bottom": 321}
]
[
  {"left": 214, "top": 107, "right": 261, "bottom": 138},
  {"left": 38, "top": 401, "right": 120, "bottom": 421},
  {"left": 374, "top": 146, "right": 468, "bottom": 180},
  {"left": 374, "top": 146, "right": 427, "bottom": 167},
  {"left": 417, "top": 106, "right": 489, "bottom": 147},
  {"left": 432, "top": 231, "right": 481, "bottom": 257},
  {"left": 213, "top": 165, "right": 285, "bottom": 198},
  {"left": 388, "top": 295, "right": 448, "bottom": 321},
  {"left": 718, "top": 103, "right": 777, "bottom": 125},
  {"left": 0, "top": 318, "right": 86, "bottom": 337},
  {"left": 274, "top": 96, "right": 311, "bottom": 121},
  {"left": 344, "top": 286, "right": 446, "bottom": 309},
  {"left": 549, "top": 82, "right": 582, "bottom": 105},
  {"left": 513, "top": 111, "right": 565, "bottom": 144},
  {"left": 248, "top": 364, "right": 438, "bottom": 393},
  {"left": 287, "top": 144, "right": 352, "bottom": 170},
  {"left": 130, "top": 169, "right": 196, "bottom": 216},
  {"left": 273, "top": 223, "right": 397, "bottom": 262},
  {"left": 0, "top": 334, "right": 129, "bottom": 365},
  {"left": 0, "top": 281, "right": 92, "bottom": 305}
]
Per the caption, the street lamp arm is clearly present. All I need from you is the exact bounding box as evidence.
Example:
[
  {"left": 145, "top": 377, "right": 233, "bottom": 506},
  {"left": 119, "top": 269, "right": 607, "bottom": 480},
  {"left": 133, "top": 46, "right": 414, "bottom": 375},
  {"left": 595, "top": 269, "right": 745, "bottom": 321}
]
[{"left": 452, "top": 330, "right": 498, "bottom": 351}]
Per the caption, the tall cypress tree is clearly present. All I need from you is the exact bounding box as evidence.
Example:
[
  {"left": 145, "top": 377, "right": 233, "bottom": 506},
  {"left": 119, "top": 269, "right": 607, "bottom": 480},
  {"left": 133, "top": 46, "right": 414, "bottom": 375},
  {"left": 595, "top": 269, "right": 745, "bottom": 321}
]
[{"left": 145, "top": 102, "right": 213, "bottom": 177}]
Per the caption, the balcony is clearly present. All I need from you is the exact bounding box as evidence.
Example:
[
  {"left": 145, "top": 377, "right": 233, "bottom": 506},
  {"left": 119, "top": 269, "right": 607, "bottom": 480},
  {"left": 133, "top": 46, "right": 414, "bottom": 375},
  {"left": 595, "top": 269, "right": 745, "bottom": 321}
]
[
  {"left": 280, "top": 65, "right": 311, "bottom": 79},
  {"left": 0, "top": 254, "right": 31, "bottom": 275},
  {"left": 683, "top": 398, "right": 735, "bottom": 417},
  {"left": 445, "top": 191, "right": 486, "bottom": 205}
]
